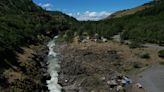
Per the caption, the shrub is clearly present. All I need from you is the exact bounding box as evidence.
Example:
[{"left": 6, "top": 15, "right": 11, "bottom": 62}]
[
  {"left": 129, "top": 41, "right": 141, "bottom": 49},
  {"left": 140, "top": 53, "right": 150, "bottom": 59},
  {"left": 133, "top": 62, "right": 142, "bottom": 68},
  {"left": 158, "top": 50, "right": 164, "bottom": 58},
  {"left": 159, "top": 61, "right": 164, "bottom": 65}
]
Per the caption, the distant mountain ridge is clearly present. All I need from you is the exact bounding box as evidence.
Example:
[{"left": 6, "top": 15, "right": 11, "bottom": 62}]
[
  {"left": 107, "top": 0, "right": 160, "bottom": 19},
  {"left": 107, "top": 4, "right": 153, "bottom": 19}
]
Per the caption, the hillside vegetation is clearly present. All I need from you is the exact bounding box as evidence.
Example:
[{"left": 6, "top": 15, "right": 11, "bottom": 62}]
[
  {"left": 0, "top": 0, "right": 77, "bottom": 91},
  {"left": 0, "top": 0, "right": 76, "bottom": 68},
  {"left": 62, "top": 0, "right": 164, "bottom": 45},
  {"left": 107, "top": 1, "right": 153, "bottom": 19}
]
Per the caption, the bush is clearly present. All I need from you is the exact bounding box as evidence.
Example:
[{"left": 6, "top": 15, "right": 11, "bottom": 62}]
[
  {"left": 158, "top": 50, "right": 164, "bottom": 58},
  {"left": 129, "top": 41, "right": 141, "bottom": 49},
  {"left": 159, "top": 61, "right": 164, "bottom": 65},
  {"left": 140, "top": 53, "right": 150, "bottom": 59},
  {"left": 133, "top": 62, "right": 143, "bottom": 68}
]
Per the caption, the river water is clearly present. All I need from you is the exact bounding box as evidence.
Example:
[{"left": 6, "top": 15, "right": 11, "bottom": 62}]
[{"left": 46, "top": 36, "right": 62, "bottom": 92}]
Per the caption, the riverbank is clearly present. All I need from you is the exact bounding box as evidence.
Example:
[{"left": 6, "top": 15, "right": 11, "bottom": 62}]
[
  {"left": 57, "top": 40, "right": 164, "bottom": 92},
  {"left": 0, "top": 35, "right": 52, "bottom": 91},
  {"left": 57, "top": 41, "right": 128, "bottom": 92}
]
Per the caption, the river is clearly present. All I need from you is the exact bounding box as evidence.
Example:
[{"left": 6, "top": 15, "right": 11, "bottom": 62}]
[{"left": 46, "top": 36, "right": 62, "bottom": 92}]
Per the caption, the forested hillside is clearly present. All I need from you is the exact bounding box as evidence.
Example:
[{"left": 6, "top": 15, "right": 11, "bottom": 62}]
[
  {"left": 0, "top": 0, "right": 42, "bottom": 14},
  {"left": 62, "top": 0, "right": 164, "bottom": 45},
  {"left": 0, "top": 0, "right": 76, "bottom": 66},
  {"left": 0, "top": 0, "right": 77, "bottom": 91},
  {"left": 121, "top": 0, "right": 164, "bottom": 44}
]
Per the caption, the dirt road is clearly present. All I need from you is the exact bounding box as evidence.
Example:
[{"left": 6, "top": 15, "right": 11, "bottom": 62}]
[
  {"left": 138, "top": 65, "right": 164, "bottom": 92},
  {"left": 143, "top": 44, "right": 164, "bottom": 50}
]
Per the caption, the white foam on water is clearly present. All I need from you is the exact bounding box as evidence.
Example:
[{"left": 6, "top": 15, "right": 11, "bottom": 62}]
[{"left": 47, "top": 36, "right": 62, "bottom": 92}]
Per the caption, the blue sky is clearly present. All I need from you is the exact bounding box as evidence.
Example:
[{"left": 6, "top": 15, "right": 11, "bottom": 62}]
[{"left": 33, "top": 0, "right": 152, "bottom": 20}]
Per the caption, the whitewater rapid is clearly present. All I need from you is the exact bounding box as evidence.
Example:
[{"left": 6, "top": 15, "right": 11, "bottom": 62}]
[{"left": 47, "top": 36, "right": 62, "bottom": 92}]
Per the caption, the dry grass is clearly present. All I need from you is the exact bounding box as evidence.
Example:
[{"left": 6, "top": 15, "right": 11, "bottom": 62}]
[
  {"left": 65, "top": 41, "right": 164, "bottom": 92},
  {"left": 70, "top": 40, "right": 163, "bottom": 74},
  {"left": 108, "top": 4, "right": 153, "bottom": 19},
  {"left": 59, "top": 40, "right": 164, "bottom": 92},
  {"left": 4, "top": 45, "right": 45, "bottom": 84},
  {"left": 3, "top": 69, "right": 22, "bottom": 83},
  {"left": 16, "top": 47, "right": 35, "bottom": 64}
]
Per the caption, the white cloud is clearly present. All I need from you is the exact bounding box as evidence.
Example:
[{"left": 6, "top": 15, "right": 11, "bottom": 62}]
[
  {"left": 39, "top": 3, "right": 53, "bottom": 10},
  {"left": 70, "top": 11, "right": 112, "bottom": 21},
  {"left": 77, "top": 12, "right": 80, "bottom": 16},
  {"left": 43, "top": 3, "right": 51, "bottom": 7},
  {"left": 68, "top": 13, "right": 73, "bottom": 16}
]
